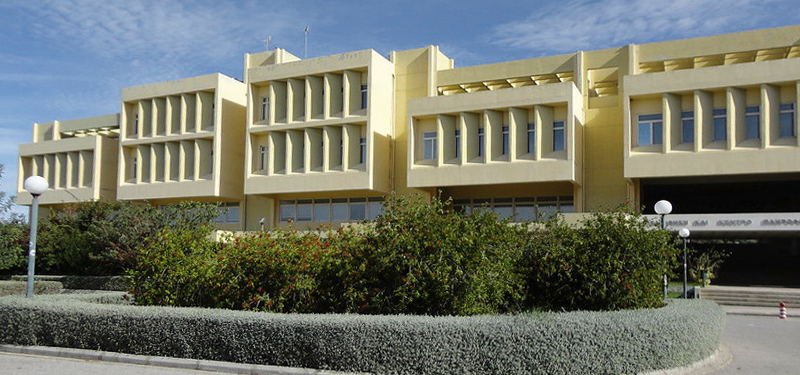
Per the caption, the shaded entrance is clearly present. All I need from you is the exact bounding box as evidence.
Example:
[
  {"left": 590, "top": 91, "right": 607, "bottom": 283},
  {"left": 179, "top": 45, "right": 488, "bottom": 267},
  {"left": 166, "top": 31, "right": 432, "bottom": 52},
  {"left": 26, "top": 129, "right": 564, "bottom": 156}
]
[{"left": 640, "top": 174, "right": 800, "bottom": 287}]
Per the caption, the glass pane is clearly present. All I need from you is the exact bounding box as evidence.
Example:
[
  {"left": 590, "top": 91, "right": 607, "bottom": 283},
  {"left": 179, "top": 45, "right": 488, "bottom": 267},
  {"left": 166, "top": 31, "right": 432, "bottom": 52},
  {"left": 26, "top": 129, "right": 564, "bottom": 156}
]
[
  {"left": 553, "top": 129, "right": 565, "bottom": 151},
  {"left": 746, "top": 115, "right": 759, "bottom": 139},
  {"left": 652, "top": 121, "right": 663, "bottom": 145},
  {"left": 296, "top": 202, "right": 312, "bottom": 222},
  {"left": 331, "top": 203, "right": 348, "bottom": 221},
  {"left": 280, "top": 202, "right": 294, "bottom": 222},
  {"left": 637, "top": 122, "right": 651, "bottom": 146},
  {"left": 314, "top": 202, "right": 330, "bottom": 222},
  {"left": 713, "top": 117, "right": 727, "bottom": 141},
  {"left": 226, "top": 205, "right": 240, "bottom": 223},
  {"left": 538, "top": 205, "right": 558, "bottom": 221},
  {"left": 367, "top": 202, "right": 382, "bottom": 220},
  {"left": 682, "top": 119, "right": 694, "bottom": 143},
  {"left": 515, "top": 205, "right": 536, "bottom": 222},
  {"left": 350, "top": 203, "right": 366, "bottom": 221},
  {"left": 559, "top": 204, "right": 575, "bottom": 214},
  {"left": 780, "top": 112, "right": 795, "bottom": 137},
  {"left": 494, "top": 205, "right": 513, "bottom": 220}
]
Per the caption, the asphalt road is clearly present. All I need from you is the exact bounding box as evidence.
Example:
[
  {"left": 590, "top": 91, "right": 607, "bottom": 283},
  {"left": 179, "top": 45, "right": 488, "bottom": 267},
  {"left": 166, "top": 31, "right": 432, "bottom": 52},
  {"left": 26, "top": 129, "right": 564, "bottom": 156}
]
[{"left": 703, "top": 314, "right": 800, "bottom": 375}]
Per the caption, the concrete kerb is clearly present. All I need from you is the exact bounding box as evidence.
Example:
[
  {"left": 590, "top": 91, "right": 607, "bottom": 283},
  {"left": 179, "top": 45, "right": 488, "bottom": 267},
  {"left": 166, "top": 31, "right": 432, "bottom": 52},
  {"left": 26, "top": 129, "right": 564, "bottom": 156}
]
[
  {"left": 0, "top": 345, "right": 367, "bottom": 375},
  {"left": 638, "top": 345, "right": 733, "bottom": 375}
]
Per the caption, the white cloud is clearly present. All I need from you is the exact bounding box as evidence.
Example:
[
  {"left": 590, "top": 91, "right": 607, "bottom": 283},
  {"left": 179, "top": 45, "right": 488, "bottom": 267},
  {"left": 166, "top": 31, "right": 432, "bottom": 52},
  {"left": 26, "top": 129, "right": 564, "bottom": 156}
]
[
  {"left": 16, "top": 0, "right": 312, "bottom": 78},
  {"left": 489, "top": 0, "right": 784, "bottom": 55}
]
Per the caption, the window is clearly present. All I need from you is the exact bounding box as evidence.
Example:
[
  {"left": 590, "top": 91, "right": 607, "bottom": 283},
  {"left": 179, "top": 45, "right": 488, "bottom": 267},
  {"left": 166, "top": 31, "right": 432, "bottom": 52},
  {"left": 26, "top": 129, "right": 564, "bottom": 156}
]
[
  {"left": 360, "top": 84, "right": 368, "bottom": 110},
  {"left": 553, "top": 121, "right": 565, "bottom": 151},
  {"left": 349, "top": 198, "right": 366, "bottom": 221},
  {"left": 313, "top": 199, "right": 331, "bottom": 222},
  {"left": 280, "top": 197, "right": 384, "bottom": 223},
  {"left": 279, "top": 201, "right": 294, "bottom": 222},
  {"left": 359, "top": 137, "right": 366, "bottom": 164},
  {"left": 260, "top": 97, "right": 269, "bottom": 121},
  {"left": 454, "top": 129, "right": 461, "bottom": 158},
  {"left": 527, "top": 123, "right": 535, "bottom": 154},
  {"left": 501, "top": 126, "right": 509, "bottom": 155},
  {"left": 450, "top": 196, "right": 574, "bottom": 222},
  {"left": 331, "top": 199, "right": 348, "bottom": 221},
  {"left": 133, "top": 113, "right": 139, "bottom": 135},
  {"left": 713, "top": 109, "right": 726, "bottom": 141},
  {"left": 745, "top": 106, "right": 760, "bottom": 139},
  {"left": 132, "top": 157, "right": 138, "bottom": 180},
  {"left": 367, "top": 197, "right": 383, "bottom": 220},
  {"left": 296, "top": 200, "right": 312, "bottom": 222},
  {"left": 780, "top": 103, "right": 795, "bottom": 138},
  {"left": 478, "top": 127, "right": 485, "bottom": 157},
  {"left": 214, "top": 203, "right": 240, "bottom": 223},
  {"left": 210, "top": 103, "right": 215, "bottom": 127},
  {"left": 259, "top": 145, "right": 268, "bottom": 171},
  {"left": 681, "top": 111, "right": 694, "bottom": 144},
  {"left": 637, "top": 114, "right": 662, "bottom": 146},
  {"left": 422, "top": 131, "right": 437, "bottom": 160}
]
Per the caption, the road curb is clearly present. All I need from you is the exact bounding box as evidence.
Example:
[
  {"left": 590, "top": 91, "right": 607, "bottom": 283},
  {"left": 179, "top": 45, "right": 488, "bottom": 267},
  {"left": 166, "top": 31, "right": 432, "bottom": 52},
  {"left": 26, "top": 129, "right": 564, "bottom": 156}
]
[
  {"left": 638, "top": 345, "right": 733, "bottom": 375},
  {"left": 0, "top": 345, "right": 365, "bottom": 375}
]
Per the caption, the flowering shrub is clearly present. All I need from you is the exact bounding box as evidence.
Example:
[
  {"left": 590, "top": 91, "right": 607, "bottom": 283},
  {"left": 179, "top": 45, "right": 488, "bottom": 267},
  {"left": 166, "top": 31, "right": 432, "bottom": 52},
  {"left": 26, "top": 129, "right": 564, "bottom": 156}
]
[
  {"left": 522, "top": 207, "right": 679, "bottom": 311},
  {"left": 129, "top": 196, "right": 680, "bottom": 314}
]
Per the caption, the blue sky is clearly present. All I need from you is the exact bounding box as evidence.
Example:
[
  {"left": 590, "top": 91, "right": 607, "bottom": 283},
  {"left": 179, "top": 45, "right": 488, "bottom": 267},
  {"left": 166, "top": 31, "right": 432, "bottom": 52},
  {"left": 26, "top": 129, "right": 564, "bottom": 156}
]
[{"left": 1, "top": 0, "right": 799, "bottom": 214}]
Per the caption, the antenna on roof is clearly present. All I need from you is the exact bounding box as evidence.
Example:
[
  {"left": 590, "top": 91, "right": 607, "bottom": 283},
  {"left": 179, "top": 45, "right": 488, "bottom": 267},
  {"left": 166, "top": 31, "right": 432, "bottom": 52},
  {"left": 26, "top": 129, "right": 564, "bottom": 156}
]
[
  {"left": 262, "top": 35, "right": 272, "bottom": 51},
  {"left": 304, "top": 26, "right": 309, "bottom": 58}
]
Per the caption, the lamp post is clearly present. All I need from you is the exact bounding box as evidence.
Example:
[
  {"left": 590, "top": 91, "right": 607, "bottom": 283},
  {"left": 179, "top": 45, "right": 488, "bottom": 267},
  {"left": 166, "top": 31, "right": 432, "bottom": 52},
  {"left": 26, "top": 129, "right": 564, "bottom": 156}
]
[
  {"left": 654, "top": 200, "right": 672, "bottom": 300},
  {"left": 679, "top": 228, "right": 690, "bottom": 299},
  {"left": 23, "top": 176, "right": 48, "bottom": 298},
  {"left": 654, "top": 200, "right": 672, "bottom": 229}
]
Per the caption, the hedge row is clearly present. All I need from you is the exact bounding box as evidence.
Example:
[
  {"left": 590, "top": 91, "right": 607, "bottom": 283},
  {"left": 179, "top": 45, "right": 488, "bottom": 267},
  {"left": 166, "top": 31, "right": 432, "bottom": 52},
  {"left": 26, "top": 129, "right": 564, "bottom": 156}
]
[
  {"left": 10, "top": 275, "right": 129, "bottom": 291},
  {"left": 131, "top": 196, "right": 679, "bottom": 314},
  {"left": 0, "top": 281, "right": 62, "bottom": 297},
  {"left": 0, "top": 295, "right": 725, "bottom": 375}
]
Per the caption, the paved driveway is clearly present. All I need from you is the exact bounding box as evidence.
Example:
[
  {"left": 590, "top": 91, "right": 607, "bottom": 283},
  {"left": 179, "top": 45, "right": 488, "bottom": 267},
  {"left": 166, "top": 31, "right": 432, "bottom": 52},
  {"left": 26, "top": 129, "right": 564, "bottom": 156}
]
[{"left": 703, "top": 313, "right": 800, "bottom": 375}]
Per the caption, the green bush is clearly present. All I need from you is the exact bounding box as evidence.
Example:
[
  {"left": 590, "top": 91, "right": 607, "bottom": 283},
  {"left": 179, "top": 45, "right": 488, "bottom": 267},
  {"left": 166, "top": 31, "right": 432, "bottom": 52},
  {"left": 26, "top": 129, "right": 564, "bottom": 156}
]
[
  {"left": 0, "top": 220, "right": 27, "bottom": 274},
  {"left": 36, "top": 201, "right": 219, "bottom": 276},
  {"left": 0, "top": 296, "right": 725, "bottom": 375},
  {"left": 350, "top": 194, "right": 527, "bottom": 315},
  {"left": 10, "top": 275, "right": 130, "bottom": 291},
  {"left": 130, "top": 197, "right": 680, "bottom": 315},
  {"left": 0, "top": 281, "right": 63, "bottom": 296},
  {"left": 523, "top": 208, "right": 679, "bottom": 311}
]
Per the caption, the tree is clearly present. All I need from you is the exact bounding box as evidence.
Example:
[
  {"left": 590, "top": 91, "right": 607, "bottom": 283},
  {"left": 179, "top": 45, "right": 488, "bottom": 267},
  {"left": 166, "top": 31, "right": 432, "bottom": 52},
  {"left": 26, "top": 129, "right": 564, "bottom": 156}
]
[{"left": 0, "top": 164, "right": 27, "bottom": 274}]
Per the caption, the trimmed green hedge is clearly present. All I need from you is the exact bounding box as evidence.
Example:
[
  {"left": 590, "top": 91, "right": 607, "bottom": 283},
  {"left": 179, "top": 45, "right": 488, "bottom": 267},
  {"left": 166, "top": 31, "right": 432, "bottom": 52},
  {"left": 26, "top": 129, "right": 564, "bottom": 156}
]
[
  {"left": 0, "top": 296, "right": 725, "bottom": 375},
  {"left": 0, "top": 281, "right": 62, "bottom": 296},
  {"left": 10, "top": 275, "right": 129, "bottom": 291}
]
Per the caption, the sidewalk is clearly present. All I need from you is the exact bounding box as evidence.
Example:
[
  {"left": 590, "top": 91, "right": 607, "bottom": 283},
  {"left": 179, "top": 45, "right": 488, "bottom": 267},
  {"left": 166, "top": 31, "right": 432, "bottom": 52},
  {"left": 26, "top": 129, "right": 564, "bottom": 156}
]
[{"left": 0, "top": 345, "right": 357, "bottom": 375}]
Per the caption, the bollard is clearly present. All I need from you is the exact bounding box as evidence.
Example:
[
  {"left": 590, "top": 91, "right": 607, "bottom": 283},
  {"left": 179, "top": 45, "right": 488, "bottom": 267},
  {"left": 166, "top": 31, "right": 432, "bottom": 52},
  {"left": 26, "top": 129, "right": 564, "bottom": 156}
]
[{"left": 780, "top": 302, "right": 787, "bottom": 319}]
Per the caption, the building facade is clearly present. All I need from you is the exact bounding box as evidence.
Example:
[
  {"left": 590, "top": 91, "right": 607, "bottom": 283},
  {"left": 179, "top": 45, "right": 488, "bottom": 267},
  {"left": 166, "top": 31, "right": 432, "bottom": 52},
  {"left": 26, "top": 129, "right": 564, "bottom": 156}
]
[{"left": 17, "top": 25, "right": 800, "bottom": 284}]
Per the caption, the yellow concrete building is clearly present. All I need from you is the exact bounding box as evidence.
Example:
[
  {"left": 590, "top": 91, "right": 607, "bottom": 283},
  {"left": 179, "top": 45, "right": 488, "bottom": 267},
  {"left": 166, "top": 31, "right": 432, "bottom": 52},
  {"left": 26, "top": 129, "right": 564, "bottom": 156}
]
[
  {"left": 17, "top": 25, "right": 800, "bottom": 240},
  {"left": 116, "top": 73, "right": 247, "bottom": 230},
  {"left": 17, "top": 114, "right": 119, "bottom": 208}
]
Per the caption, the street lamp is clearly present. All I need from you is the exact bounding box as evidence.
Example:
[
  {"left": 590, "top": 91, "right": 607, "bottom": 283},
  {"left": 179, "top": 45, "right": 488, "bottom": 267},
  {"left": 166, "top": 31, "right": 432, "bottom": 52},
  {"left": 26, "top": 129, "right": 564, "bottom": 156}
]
[
  {"left": 678, "top": 227, "right": 690, "bottom": 299},
  {"left": 654, "top": 200, "right": 672, "bottom": 300},
  {"left": 654, "top": 200, "right": 672, "bottom": 229},
  {"left": 23, "top": 175, "right": 48, "bottom": 298}
]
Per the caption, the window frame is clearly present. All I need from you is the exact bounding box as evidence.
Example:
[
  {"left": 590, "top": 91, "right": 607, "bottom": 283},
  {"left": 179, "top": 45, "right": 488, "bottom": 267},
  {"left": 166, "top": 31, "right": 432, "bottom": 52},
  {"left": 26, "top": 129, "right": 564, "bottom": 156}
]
[
  {"left": 779, "top": 103, "right": 796, "bottom": 138},
  {"left": 526, "top": 123, "right": 535, "bottom": 154},
  {"left": 713, "top": 109, "right": 727, "bottom": 141},
  {"left": 681, "top": 111, "right": 694, "bottom": 144},
  {"left": 422, "top": 131, "right": 437, "bottom": 160},
  {"left": 553, "top": 121, "right": 566, "bottom": 151},
  {"left": 636, "top": 114, "right": 663, "bottom": 146},
  {"left": 477, "top": 127, "right": 485, "bottom": 157},
  {"left": 745, "top": 105, "right": 760, "bottom": 140}
]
